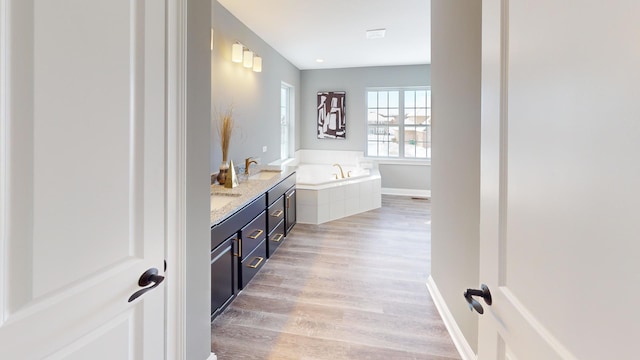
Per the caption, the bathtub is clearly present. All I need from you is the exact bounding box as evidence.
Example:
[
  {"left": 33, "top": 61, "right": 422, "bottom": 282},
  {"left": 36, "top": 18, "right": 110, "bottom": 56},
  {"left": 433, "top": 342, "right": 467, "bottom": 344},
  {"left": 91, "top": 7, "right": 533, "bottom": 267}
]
[
  {"left": 296, "top": 164, "right": 371, "bottom": 186},
  {"left": 293, "top": 150, "right": 381, "bottom": 225}
]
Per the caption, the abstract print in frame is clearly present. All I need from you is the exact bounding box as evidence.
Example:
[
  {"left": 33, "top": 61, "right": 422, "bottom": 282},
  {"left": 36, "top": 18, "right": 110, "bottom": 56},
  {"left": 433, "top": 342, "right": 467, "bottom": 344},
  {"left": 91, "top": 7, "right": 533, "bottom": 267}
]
[{"left": 317, "top": 91, "right": 346, "bottom": 139}]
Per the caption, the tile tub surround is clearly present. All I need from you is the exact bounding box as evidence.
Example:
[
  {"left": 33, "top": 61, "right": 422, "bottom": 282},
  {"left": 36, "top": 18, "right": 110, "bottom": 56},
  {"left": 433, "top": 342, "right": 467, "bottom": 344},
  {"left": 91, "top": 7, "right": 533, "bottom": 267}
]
[
  {"left": 210, "top": 167, "right": 295, "bottom": 225},
  {"left": 296, "top": 168, "right": 381, "bottom": 225}
]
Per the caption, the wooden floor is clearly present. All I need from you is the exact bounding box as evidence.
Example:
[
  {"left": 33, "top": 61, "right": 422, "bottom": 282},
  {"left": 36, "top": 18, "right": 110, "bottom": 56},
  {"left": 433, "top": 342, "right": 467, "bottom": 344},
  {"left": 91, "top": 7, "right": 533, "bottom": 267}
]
[{"left": 211, "top": 195, "right": 461, "bottom": 360}]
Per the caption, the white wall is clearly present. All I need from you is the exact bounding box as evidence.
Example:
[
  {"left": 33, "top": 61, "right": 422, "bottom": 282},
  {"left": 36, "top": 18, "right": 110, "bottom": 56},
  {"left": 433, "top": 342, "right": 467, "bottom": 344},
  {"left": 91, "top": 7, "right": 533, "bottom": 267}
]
[
  {"left": 430, "top": 0, "right": 482, "bottom": 353},
  {"left": 211, "top": 1, "right": 300, "bottom": 172},
  {"left": 186, "top": 0, "right": 212, "bottom": 359},
  {"left": 300, "top": 65, "right": 430, "bottom": 192}
]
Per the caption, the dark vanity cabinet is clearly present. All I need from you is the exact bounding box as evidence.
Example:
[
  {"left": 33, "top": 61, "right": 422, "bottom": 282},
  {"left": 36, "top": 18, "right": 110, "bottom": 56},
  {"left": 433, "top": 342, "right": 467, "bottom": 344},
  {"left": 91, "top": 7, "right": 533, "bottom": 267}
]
[
  {"left": 239, "top": 210, "right": 267, "bottom": 288},
  {"left": 210, "top": 194, "right": 265, "bottom": 319},
  {"left": 210, "top": 173, "right": 296, "bottom": 320},
  {"left": 266, "top": 174, "right": 296, "bottom": 257},
  {"left": 210, "top": 235, "right": 237, "bottom": 320},
  {"left": 285, "top": 186, "right": 296, "bottom": 235},
  {"left": 266, "top": 197, "right": 285, "bottom": 257}
]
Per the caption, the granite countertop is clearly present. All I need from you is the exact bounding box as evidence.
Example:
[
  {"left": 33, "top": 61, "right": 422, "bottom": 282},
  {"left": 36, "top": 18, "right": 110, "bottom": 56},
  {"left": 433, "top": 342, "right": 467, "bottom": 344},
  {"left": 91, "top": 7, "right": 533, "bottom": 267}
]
[{"left": 210, "top": 166, "right": 295, "bottom": 226}]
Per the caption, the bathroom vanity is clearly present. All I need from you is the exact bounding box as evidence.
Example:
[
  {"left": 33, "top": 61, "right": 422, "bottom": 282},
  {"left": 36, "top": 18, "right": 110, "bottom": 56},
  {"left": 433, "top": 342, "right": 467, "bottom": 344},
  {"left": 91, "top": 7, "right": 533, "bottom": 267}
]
[{"left": 209, "top": 169, "right": 296, "bottom": 320}]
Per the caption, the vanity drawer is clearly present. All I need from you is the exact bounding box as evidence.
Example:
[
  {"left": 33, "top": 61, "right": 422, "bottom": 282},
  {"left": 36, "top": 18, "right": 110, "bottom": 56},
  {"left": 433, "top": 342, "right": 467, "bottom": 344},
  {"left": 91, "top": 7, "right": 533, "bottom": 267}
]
[
  {"left": 267, "top": 196, "right": 285, "bottom": 234},
  {"left": 239, "top": 211, "right": 266, "bottom": 260},
  {"left": 211, "top": 193, "right": 266, "bottom": 249},
  {"left": 267, "top": 219, "right": 286, "bottom": 258},
  {"left": 239, "top": 240, "right": 267, "bottom": 289},
  {"left": 266, "top": 172, "right": 296, "bottom": 205}
]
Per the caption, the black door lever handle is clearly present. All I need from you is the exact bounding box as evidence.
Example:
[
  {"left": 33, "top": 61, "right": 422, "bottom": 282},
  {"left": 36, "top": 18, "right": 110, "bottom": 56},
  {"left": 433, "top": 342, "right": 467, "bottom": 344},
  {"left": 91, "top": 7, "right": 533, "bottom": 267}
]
[
  {"left": 128, "top": 268, "right": 165, "bottom": 303},
  {"left": 464, "top": 284, "right": 492, "bottom": 314}
]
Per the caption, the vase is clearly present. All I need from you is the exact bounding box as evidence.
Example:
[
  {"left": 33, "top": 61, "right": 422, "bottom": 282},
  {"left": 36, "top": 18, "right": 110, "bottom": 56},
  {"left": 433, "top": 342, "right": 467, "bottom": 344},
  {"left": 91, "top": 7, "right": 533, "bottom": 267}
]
[{"left": 216, "top": 162, "right": 229, "bottom": 185}]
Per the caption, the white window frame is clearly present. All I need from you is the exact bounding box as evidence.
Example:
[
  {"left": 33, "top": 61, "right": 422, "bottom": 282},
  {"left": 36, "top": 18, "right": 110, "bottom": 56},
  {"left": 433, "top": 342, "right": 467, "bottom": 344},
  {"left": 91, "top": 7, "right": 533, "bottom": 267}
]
[
  {"left": 365, "top": 86, "right": 431, "bottom": 162},
  {"left": 280, "top": 82, "right": 294, "bottom": 160}
]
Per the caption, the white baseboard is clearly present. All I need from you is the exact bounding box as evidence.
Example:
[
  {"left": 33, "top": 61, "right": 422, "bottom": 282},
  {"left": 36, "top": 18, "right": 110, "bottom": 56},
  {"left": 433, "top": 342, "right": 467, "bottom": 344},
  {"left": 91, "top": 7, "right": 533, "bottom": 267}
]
[
  {"left": 382, "top": 187, "right": 431, "bottom": 198},
  {"left": 426, "top": 276, "right": 477, "bottom": 360},
  {"left": 207, "top": 352, "right": 217, "bottom": 360}
]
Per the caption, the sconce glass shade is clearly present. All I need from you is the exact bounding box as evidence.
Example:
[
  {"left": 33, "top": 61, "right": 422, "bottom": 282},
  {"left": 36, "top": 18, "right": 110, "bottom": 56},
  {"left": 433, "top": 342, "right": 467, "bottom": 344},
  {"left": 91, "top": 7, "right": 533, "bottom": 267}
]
[
  {"left": 231, "top": 43, "right": 243, "bottom": 63},
  {"left": 243, "top": 50, "right": 253, "bottom": 68},
  {"left": 252, "top": 56, "right": 262, "bottom": 72}
]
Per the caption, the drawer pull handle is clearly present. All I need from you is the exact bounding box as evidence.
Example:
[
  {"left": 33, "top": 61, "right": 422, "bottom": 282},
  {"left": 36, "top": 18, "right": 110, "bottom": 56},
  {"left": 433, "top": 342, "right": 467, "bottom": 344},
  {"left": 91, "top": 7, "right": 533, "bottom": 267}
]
[
  {"left": 248, "top": 229, "right": 264, "bottom": 239},
  {"left": 271, "top": 233, "right": 283, "bottom": 242},
  {"left": 247, "top": 256, "right": 264, "bottom": 269},
  {"left": 233, "top": 238, "right": 241, "bottom": 258},
  {"left": 271, "top": 210, "right": 284, "bottom": 218}
]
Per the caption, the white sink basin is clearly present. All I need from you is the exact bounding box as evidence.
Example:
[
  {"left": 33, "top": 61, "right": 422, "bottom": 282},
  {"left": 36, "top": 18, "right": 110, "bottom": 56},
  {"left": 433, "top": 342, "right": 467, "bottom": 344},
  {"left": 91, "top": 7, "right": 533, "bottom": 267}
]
[
  {"left": 248, "top": 171, "right": 281, "bottom": 181},
  {"left": 210, "top": 192, "right": 241, "bottom": 211}
]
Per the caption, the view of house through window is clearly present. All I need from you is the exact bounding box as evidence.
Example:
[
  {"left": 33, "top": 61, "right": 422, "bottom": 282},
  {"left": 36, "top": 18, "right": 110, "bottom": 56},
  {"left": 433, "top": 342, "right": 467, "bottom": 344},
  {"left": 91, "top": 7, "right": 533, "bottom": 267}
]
[
  {"left": 280, "top": 83, "right": 292, "bottom": 160},
  {"left": 366, "top": 87, "right": 431, "bottom": 159}
]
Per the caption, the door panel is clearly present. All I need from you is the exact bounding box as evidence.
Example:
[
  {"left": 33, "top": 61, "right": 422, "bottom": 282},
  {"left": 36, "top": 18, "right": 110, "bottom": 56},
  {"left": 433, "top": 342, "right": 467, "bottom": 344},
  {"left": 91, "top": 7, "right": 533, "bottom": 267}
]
[
  {"left": 41, "top": 306, "right": 136, "bottom": 360},
  {"left": 0, "top": 0, "right": 166, "bottom": 358},
  {"left": 479, "top": 0, "right": 640, "bottom": 359},
  {"left": 32, "top": 0, "right": 133, "bottom": 297}
]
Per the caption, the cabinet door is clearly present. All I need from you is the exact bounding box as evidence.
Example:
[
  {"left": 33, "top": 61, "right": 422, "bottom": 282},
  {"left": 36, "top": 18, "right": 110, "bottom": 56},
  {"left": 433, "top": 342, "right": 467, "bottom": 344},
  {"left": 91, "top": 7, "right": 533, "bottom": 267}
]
[
  {"left": 210, "top": 235, "right": 238, "bottom": 319},
  {"left": 285, "top": 187, "right": 297, "bottom": 234}
]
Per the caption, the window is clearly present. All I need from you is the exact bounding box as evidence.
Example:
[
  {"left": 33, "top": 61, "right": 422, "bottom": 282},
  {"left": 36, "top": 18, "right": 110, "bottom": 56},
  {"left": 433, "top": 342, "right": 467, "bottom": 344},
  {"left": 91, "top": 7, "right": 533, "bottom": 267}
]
[
  {"left": 280, "top": 83, "right": 293, "bottom": 160},
  {"left": 366, "top": 87, "right": 431, "bottom": 159}
]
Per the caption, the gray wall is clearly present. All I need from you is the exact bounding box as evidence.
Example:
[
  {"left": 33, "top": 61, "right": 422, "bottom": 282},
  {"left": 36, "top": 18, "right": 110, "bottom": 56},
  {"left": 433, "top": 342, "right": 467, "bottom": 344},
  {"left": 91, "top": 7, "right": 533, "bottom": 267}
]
[
  {"left": 431, "top": 0, "right": 481, "bottom": 353},
  {"left": 211, "top": 1, "right": 300, "bottom": 172},
  {"left": 187, "top": 0, "right": 212, "bottom": 359},
  {"left": 300, "top": 65, "right": 430, "bottom": 191}
]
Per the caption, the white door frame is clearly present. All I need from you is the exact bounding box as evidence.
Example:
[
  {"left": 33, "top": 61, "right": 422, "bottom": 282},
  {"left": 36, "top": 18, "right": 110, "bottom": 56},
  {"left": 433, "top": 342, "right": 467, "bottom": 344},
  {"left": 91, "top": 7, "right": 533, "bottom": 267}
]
[
  {"left": 165, "top": 0, "right": 216, "bottom": 358},
  {"left": 165, "top": 0, "right": 190, "bottom": 358}
]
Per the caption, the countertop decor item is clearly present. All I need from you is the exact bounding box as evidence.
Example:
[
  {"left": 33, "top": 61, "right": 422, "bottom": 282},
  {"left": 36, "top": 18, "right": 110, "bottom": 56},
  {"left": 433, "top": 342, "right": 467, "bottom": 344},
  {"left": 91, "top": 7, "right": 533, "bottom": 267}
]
[
  {"left": 216, "top": 105, "right": 235, "bottom": 184},
  {"left": 224, "top": 160, "right": 239, "bottom": 188}
]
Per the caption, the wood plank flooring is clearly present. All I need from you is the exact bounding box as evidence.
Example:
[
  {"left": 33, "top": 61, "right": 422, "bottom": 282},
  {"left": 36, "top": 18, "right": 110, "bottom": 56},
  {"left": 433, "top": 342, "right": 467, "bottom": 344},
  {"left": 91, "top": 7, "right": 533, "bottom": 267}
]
[{"left": 211, "top": 195, "right": 461, "bottom": 360}]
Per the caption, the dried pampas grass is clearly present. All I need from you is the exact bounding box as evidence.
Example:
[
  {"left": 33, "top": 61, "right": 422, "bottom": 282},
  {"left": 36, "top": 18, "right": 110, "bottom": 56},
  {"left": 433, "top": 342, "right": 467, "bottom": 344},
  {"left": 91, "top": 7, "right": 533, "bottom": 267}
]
[{"left": 216, "top": 106, "right": 234, "bottom": 162}]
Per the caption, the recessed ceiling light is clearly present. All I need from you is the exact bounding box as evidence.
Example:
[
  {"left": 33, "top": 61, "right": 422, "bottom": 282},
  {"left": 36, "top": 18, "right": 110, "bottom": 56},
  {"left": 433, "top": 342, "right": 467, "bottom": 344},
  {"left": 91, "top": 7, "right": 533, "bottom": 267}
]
[
  {"left": 366, "top": 28, "right": 386, "bottom": 39},
  {"left": 316, "top": 58, "right": 324, "bottom": 63}
]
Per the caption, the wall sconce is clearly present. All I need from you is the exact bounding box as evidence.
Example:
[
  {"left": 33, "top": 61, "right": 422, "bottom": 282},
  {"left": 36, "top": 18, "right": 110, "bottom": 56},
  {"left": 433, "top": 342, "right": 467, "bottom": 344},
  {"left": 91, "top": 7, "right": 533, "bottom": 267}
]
[
  {"left": 231, "top": 42, "right": 263, "bottom": 72},
  {"left": 243, "top": 49, "right": 253, "bottom": 68},
  {"left": 252, "top": 56, "right": 262, "bottom": 72},
  {"left": 231, "top": 43, "right": 243, "bottom": 63}
]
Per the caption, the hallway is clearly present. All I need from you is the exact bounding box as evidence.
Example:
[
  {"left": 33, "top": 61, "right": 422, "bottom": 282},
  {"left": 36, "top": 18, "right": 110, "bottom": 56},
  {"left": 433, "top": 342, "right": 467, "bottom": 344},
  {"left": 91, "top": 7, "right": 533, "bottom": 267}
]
[{"left": 211, "top": 195, "right": 460, "bottom": 359}]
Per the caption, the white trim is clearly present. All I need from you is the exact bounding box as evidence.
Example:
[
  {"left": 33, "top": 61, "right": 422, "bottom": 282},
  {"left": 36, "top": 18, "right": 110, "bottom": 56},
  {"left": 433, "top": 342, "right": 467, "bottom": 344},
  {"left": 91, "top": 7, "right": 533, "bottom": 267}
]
[
  {"left": 268, "top": 157, "right": 296, "bottom": 167},
  {"left": 0, "top": 0, "right": 8, "bottom": 327},
  {"left": 426, "top": 276, "right": 477, "bottom": 360},
  {"left": 206, "top": 353, "right": 217, "bottom": 360},
  {"left": 281, "top": 81, "right": 295, "bottom": 160},
  {"left": 165, "top": 0, "right": 188, "bottom": 359},
  {"left": 369, "top": 157, "right": 431, "bottom": 166},
  {"left": 381, "top": 187, "right": 430, "bottom": 198}
]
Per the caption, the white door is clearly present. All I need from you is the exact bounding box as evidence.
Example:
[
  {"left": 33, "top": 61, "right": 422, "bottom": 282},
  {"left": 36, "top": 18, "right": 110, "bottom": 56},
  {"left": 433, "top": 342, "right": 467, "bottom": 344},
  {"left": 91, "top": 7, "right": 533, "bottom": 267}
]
[
  {"left": 0, "top": 0, "right": 167, "bottom": 358},
  {"left": 478, "top": 0, "right": 640, "bottom": 359}
]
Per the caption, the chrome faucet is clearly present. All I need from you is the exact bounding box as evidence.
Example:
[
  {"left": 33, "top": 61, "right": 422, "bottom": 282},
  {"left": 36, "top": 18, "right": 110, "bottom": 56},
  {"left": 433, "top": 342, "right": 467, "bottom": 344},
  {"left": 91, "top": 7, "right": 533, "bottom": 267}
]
[
  {"left": 332, "top": 163, "right": 345, "bottom": 179},
  {"left": 245, "top": 157, "right": 258, "bottom": 175}
]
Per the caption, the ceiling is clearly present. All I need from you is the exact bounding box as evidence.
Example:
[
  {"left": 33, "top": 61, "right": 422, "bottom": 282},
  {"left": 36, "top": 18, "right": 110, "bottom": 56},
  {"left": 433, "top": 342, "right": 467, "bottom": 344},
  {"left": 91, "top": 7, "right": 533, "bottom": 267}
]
[{"left": 216, "top": 0, "right": 431, "bottom": 70}]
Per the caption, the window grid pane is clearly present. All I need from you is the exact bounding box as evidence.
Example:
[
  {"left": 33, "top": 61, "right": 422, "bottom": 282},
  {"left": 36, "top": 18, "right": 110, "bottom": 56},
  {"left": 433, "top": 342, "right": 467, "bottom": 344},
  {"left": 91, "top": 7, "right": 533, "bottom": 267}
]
[
  {"left": 367, "top": 90, "right": 404, "bottom": 157},
  {"left": 281, "top": 85, "right": 291, "bottom": 159}
]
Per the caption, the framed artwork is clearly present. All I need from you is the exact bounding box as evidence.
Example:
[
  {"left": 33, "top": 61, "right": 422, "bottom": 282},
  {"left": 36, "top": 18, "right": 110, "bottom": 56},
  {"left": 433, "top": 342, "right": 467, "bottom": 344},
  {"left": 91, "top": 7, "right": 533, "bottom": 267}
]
[{"left": 317, "top": 91, "right": 346, "bottom": 139}]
